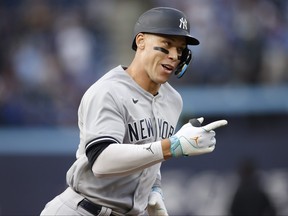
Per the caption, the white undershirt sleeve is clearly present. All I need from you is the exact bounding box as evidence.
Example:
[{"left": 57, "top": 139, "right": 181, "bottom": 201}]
[{"left": 92, "top": 141, "right": 164, "bottom": 178}]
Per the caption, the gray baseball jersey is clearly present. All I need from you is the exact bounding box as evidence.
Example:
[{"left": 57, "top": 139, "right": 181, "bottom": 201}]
[{"left": 66, "top": 65, "right": 183, "bottom": 215}]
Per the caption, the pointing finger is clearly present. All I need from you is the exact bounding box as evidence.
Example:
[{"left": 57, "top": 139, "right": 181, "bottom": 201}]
[{"left": 202, "top": 120, "right": 228, "bottom": 131}]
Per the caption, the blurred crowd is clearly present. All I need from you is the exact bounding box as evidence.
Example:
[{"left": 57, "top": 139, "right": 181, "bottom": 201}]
[{"left": 0, "top": 0, "right": 288, "bottom": 126}]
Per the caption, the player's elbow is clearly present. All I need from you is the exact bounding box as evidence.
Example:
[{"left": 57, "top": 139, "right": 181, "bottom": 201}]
[
  {"left": 91, "top": 160, "right": 110, "bottom": 178},
  {"left": 92, "top": 171, "right": 107, "bottom": 178},
  {"left": 91, "top": 157, "right": 124, "bottom": 178}
]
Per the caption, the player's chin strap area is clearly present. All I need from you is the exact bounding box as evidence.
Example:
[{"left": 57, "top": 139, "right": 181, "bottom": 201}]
[{"left": 153, "top": 47, "right": 192, "bottom": 78}]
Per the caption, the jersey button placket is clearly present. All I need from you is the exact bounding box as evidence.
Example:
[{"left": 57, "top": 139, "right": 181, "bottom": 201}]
[{"left": 151, "top": 97, "right": 159, "bottom": 140}]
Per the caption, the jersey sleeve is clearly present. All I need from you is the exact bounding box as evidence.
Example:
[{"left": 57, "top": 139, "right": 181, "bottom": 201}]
[{"left": 78, "top": 83, "right": 126, "bottom": 157}]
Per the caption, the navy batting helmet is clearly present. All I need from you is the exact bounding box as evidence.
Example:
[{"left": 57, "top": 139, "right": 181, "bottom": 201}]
[{"left": 132, "top": 7, "right": 199, "bottom": 50}]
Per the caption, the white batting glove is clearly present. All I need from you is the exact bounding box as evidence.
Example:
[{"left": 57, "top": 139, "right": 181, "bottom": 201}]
[
  {"left": 169, "top": 117, "right": 228, "bottom": 157},
  {"left": 147, "top": 187, "right": 168, "bottom": 216}
]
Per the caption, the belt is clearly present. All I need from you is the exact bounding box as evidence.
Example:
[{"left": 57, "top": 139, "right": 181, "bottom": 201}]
[{"left": 79, "top": 198, "right": 115, "bottom": 216}]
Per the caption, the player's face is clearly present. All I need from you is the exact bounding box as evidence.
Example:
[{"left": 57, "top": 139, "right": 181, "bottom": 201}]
[{"left": 143, "top": 34, "right": 186, "bottom": 84}]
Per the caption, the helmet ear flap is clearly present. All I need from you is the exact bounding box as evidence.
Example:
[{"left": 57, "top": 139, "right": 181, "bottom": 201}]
[{"left": 174, "top": 48, "right": 192, "bottom": 78}]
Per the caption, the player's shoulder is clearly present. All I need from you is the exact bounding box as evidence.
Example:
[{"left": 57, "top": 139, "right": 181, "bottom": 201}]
[
  {"left": 83, "top": 65, "right": 129, "bottom": 97},
  {"left": 161, "top": 82, "right": 183, "bottom": 108},
  {"left": 91, "top": 65, "right": 124, "bottom": 83},
  {"left": 162, "top": 82, "right": 182, "bottom": 99},
  {"left": 96, "top": 65, "right": 127, "bottom": 84}
]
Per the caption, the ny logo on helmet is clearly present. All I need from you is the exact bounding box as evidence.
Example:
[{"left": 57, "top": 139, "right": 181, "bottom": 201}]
[{"left": 179, "top": 17, "right": 188, "bottom": 30}]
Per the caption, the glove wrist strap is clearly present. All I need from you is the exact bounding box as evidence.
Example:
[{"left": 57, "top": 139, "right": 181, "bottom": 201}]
[
  {"left": 169, "top": 136, "right": 183, "bottom": 157},
  {"left": 151, "top": 186, "right": 164, "bottom": 200}
]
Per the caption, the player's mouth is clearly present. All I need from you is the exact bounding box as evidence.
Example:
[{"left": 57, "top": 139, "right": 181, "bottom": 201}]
[{"left": 161, "top": 64, "right": 174, "bottom": 73}]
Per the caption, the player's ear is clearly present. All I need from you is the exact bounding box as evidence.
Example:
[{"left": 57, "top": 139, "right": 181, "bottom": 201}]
[{"left": 135, "top": 33, "right": 145, "bottom": 50}]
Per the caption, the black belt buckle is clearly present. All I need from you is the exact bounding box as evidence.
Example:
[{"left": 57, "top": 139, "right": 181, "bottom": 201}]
[{"left": 79, "top": 198, "right": 102, "bottom": 215}]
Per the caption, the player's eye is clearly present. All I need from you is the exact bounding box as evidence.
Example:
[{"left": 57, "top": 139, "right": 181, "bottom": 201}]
[
  {"left": 162, "top": 40, "right": 170, "bottom": 48},
  {"left": 177, "top": 48, "right": 184, "bottom": 55},
  {"left": 176, "top": 47, "right": 186, "bottom": 59}
]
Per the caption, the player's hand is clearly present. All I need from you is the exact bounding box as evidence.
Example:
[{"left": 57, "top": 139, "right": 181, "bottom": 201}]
[
  {"left": 147, "top": 187, "right": 169, "bottom": 216},
  {"left": 169, "top": 117, "right": 228, "bottom": 157}
]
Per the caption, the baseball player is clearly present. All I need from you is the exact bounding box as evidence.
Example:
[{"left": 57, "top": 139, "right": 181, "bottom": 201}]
[{"left": 40, "top": 7, "right": 227, "bottom": 216}]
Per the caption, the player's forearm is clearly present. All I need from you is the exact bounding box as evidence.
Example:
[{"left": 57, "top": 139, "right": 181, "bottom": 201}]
[{"left": 92, "top": 140, "right": 170, "bottom": 177}]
